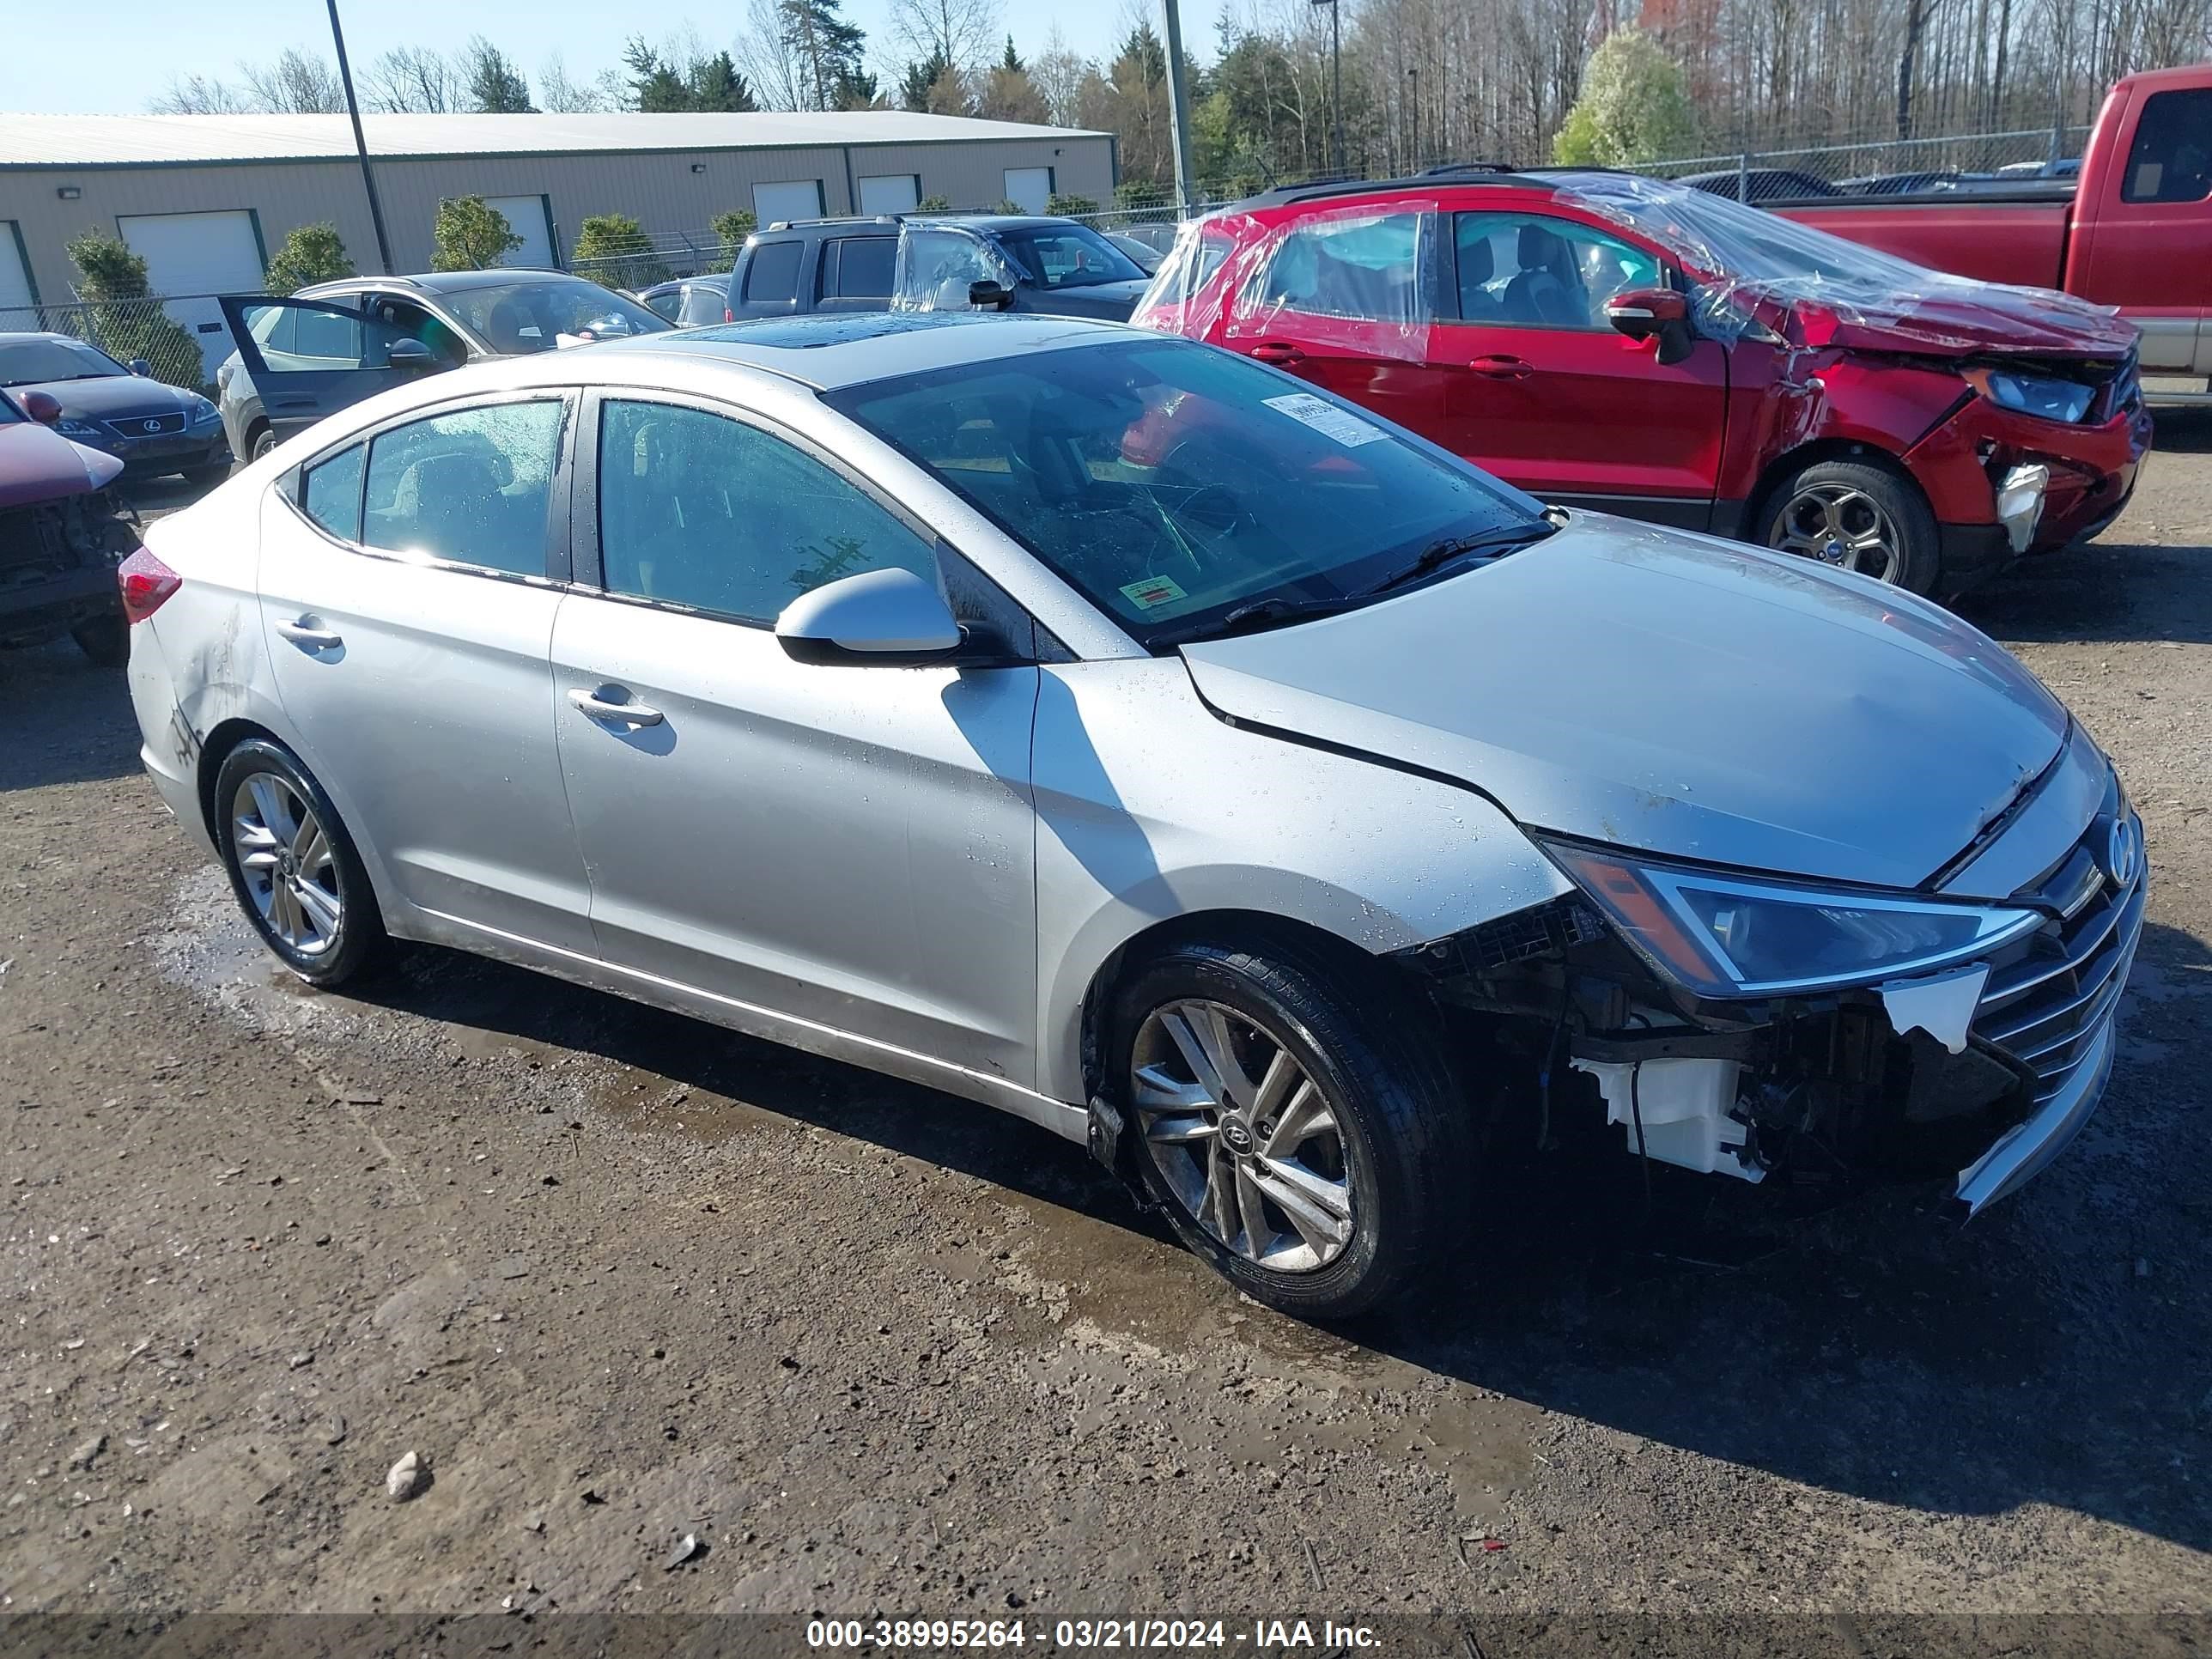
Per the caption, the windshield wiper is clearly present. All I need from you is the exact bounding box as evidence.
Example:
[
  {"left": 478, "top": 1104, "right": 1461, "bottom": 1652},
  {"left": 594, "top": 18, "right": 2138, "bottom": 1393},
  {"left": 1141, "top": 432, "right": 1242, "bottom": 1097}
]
[
  {"left": 1362, "top": 522, "right": 1559, "bottom": 596},
  {"left": 1156, "top": 594, "right": 1357, "bottom": 647}
]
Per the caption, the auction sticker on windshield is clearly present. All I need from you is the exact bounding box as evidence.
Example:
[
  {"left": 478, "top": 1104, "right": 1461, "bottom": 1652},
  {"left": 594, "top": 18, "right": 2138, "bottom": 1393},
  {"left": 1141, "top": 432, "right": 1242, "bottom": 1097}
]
[
  {"left": 1121, "top": 574, "right": 1189, "bottom": 609},
  {"left": 1263, "top": 392, "right": 1386, "bottom": 447}
]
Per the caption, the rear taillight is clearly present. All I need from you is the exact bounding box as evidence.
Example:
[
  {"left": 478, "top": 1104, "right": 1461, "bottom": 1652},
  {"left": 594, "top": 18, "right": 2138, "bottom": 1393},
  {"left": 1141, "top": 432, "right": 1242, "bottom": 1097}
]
[
  {"left": 724, "top": 307, "right": 734, "bottom": 322},
  {"left": 117, "top": 547, "right": 181, "bottom": 624}
]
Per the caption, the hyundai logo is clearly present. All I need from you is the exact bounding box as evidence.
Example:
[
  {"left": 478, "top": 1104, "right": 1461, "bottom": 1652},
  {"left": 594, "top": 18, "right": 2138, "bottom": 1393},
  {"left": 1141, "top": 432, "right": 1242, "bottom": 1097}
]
[
  {"left": 2104, "top": 815, "right": 2142, "bottom": 890},
  {"left": 141, "top": 419, "right": 161, "bottom": 434}
]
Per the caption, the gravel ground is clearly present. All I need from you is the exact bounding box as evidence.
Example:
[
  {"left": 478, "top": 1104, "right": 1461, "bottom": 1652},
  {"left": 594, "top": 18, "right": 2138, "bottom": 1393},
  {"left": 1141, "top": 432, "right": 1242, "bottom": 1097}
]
[{"left": 3, "top": 440, "right": 2211, "bottom": 1644}]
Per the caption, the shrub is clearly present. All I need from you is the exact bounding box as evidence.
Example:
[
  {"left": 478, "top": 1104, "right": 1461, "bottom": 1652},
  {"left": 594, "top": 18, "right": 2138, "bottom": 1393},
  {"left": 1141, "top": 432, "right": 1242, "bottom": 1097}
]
[
  {"left": 264, "top": 223, "right": 355, "bottom": 295},
  {"left": 432, "top": 196, "right": 521, "bottom": 271},
  {"left": 62, "top": 229, "right": 204, "bottom": 390},
  {"left": 711, "top": 210, "right": 757, "bottom": 265},
  {"left": 571, "top": 213, "right": 668, "bottom": 289},
  {"left": 1045, "top": 192, "right": 1099, "bottom": 217},
  {"left": 916, "top": 194, "right": 953, "bottom": 211}
]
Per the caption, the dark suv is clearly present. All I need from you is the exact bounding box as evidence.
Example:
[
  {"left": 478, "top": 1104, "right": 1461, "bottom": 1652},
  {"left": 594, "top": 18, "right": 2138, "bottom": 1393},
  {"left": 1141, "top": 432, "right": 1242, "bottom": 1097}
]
[
  {"left": 726, "top": 217, "right": 902, "bottom": 320},
  {"left": 729, "top": 215, "right": 1155, "bottom": 322}
]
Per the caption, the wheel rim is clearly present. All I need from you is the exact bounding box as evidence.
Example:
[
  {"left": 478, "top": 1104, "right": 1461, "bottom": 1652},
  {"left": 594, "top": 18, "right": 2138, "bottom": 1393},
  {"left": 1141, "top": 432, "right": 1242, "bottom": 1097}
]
[
  {"left": 229, "top": 771, "right": 342, "bottom": 956},
  {"left": 252, "top": 430, "right": 276, "bottom": 460},
  {"left": 1129, "top": 1000, "right": 1354, "bottom": 1273},
  {"left": 1768, "top": 483, "right": 1903, "bottom": 583}
]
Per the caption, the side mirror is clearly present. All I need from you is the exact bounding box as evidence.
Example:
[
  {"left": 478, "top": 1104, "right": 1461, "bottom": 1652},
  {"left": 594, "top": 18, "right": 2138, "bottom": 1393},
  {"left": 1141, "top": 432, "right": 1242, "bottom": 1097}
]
[
  {"left": 127, "top": 357, "right": 152, "bottom": 377},
  {"left": 775, "top": 567, "right": 962, "bottom": 666},
  {"left": 968, "top": 280, "right": 1014, "bottom": 312},
  {"left": 20, "top": 390, "right": 61, "bottom": 425},
  {"left": 387, "top": 337, "right": 436, "bottom": 370},
  {"left": 1606, "top": 287, "right": 1696, "bottom": 366}
]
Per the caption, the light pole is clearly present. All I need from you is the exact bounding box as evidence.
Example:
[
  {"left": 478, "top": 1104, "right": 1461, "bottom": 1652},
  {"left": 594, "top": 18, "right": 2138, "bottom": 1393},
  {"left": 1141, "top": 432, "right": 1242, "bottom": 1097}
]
[
  {"left": 1310, "top": 0, "right": 1343, "bottom": 176},
  {"left": 325, "top": 0, "right": 394, "bottom": 274},
  {"left": 1160, "top": 0, "right": 1196, "bottom": 212},
  {"left": 1406, "top": 66, "right": 1419, "bottom": 172}
]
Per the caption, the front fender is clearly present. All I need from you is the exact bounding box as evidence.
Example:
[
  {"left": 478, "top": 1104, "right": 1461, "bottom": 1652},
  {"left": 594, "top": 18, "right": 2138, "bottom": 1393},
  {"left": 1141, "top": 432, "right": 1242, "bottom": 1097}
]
[{"left": 1031, "top": 659, "right": 1569, "bottom": 1103}]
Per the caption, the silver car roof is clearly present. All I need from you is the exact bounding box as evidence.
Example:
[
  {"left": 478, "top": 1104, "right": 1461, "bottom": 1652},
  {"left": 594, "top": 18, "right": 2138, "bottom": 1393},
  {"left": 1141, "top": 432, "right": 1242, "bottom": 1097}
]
[{"left": 586, "top": 312, "right": 1129, "bottom": 391}]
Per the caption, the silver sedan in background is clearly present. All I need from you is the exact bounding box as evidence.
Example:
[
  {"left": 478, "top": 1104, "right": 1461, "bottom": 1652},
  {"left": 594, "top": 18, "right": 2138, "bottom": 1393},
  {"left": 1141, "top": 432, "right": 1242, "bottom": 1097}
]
[{"left": 118, "top": 313, "right": 2142, "bottom": 1320}]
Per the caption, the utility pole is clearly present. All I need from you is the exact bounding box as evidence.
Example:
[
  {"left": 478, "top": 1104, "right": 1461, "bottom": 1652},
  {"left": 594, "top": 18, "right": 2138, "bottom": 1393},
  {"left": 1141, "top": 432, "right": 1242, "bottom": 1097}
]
[
  {"left": 1310, "top": 0, "right": 1344, "bottom": 175},
  {"left": 326, "top": 0, "right": 394, "bottom": 274},
  {"left": 1160, "top": 0, "right": 1196, "bottom": 212}
]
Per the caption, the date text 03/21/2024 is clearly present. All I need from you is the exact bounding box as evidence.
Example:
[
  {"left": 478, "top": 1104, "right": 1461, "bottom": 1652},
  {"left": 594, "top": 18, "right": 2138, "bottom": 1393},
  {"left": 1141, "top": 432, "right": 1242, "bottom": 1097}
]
[{"left": 805, "top": 1619, "right": 1383, "bottom": 1650}]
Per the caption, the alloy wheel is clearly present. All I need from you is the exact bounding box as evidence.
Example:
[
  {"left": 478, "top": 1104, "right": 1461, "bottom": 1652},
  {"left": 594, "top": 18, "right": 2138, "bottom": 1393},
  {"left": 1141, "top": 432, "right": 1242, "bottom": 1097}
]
[
  {"left": 1129, "top": 999, "right": 1354, "bottom": 1273},
  {"left": 229, "top": 771, "right": 343, "bottom": 955},
  {"left": 1768, "top": 483, "right": 1904, "bottom": 583}
]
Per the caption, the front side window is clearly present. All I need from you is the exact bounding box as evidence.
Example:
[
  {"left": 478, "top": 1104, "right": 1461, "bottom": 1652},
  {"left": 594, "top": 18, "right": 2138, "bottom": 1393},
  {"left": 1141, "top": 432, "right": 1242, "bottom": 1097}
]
[
  {"left": 829, "top": 337, "right": 1543, "bottom": 647},
  {"left": 362, "top": 399, "right": 564, "bottom": 574},
  {"left": 2122, "top": 88, "right": 2212, "bottom": 203},
  {"left": 1453, "top": 212, "right": 1660, "bottom": 329},
  {"left": 902, "top": 229, "right": 1006, "bottom": 308},
  {"left": 302, "top": 443, "right": 366, "bottom": 542},
  {"left": 596, "top": 398, "right": 937, "bottom": 624},
  {"left": 1254, "top": 210, "right": 1430, "bottom": 324}
]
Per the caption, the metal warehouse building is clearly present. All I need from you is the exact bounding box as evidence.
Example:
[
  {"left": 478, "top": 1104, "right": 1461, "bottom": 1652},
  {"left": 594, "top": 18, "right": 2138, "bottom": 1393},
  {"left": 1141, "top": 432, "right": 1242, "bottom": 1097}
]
[{"left": 0, "top": 109, "right": 1116, "bottom": 341}]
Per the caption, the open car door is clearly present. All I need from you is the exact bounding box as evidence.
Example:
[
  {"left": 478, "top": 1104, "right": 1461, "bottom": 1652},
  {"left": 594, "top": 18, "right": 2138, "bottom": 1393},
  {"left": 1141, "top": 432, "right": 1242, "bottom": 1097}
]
[{"left": 220, "top": 295, "right": 453, "bottom": 448}]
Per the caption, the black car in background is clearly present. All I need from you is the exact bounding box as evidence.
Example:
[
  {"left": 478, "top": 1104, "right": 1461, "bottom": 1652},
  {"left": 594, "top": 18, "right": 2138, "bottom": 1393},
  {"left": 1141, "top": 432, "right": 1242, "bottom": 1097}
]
[
  {"left": 635, "top": 274, "right": 732, "bottom": 326},
  {"left": 0, "top": 333, "right": 228, "bottom": 485},
  {"left": 727, "top": 214, "right": 1155, "bottom": 323}
]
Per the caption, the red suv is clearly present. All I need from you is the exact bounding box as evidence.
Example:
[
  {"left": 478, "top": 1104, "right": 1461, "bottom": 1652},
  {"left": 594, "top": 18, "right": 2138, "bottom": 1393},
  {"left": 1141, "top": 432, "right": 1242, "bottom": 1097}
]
[{"left": 1133, "top": 168, "right": 2152, "bottom": 599}]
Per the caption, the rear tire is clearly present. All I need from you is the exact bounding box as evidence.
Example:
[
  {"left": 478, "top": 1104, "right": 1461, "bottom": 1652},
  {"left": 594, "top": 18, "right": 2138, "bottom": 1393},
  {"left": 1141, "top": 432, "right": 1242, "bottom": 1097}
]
[
  {"left": 1753, "top": 458, "right": 1941, "bottom": 595},
  {"left": 249, "top": 424, "right": 276, "bottom": 463},
  {"left": 212, "top": 738, "right": 386, "bottom": 988},
  {"left": 1109, "top": 931, "right": 1471, "bottom": 1321}
]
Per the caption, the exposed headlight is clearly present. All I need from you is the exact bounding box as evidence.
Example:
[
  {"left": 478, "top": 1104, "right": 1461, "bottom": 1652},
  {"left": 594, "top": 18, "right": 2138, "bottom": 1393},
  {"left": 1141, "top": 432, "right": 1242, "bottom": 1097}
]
[
  {"left": 1539, "top": 839, "right": 2043, "bottom": 999},
  {"left": 189, "top": 399, "right": 221, "bottom": 424},
  {"left": 1964, "top": 366, "right": 2094, "bottom": 424}
]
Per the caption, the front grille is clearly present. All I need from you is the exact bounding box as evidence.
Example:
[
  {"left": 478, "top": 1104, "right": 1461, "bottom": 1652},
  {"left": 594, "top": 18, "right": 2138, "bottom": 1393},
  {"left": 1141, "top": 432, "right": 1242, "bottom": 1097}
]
[
  {"left": 106, "top": 410, "right": 185, "bottom": 439},
  {"left": 1972, "top": 821, "right": 2144, "bottom": 1103}
]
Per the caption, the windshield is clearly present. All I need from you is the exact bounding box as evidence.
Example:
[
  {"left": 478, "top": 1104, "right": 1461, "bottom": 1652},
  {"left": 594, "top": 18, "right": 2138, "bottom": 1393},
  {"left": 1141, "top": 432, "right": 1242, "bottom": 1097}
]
[
  {"left": 827, "top": 337, "right": 1544, "bottom": 647},
  {"left": 994, "top": 225, "right": 1150, "bottom": 289},
  {"left": 0, "top": 392, "right": 21, "bottom": 423},
  {"left": 0, "top": 338, "right": 127, "bottom": 386},
  {"left": 438, "top": 280, "right": 671, "bottom": 354}
]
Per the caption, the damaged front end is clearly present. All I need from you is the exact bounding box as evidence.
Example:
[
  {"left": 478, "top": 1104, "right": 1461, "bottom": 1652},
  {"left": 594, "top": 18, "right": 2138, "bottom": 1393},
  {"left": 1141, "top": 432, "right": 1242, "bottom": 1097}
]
[{"left": 1391, "top": 765, "right": 2145, "bottom": 1217}]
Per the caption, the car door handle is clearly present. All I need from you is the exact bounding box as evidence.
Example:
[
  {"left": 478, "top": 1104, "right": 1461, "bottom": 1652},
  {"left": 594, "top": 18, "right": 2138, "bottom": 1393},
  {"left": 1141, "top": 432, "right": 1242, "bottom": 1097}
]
[
  {"left": 276, "top": 618, "right": 343, "bottom": 651},
  {"left": 1251, "top": 341, "right": 1307, "bottom": 366},
  {"left": 568, "top": 686, "right": 665, "bottom": 727},
  {"left": 1468, "top": 355, "right": 1535, "bottom": 379}
]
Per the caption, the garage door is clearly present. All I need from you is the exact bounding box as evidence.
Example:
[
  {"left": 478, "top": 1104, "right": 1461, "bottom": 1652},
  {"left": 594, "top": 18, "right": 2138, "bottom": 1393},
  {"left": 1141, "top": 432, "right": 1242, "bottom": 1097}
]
[
  {"left": 118, "top": 210, "right": 267, "bottom": 385},
  {"left": 858, "top": 173, "right": 920, "bottom": 215},
  {"left": 752, "top": 180, "right": 825, "bottom": 226},
  {"left": 0, "top": 224, "right": 34, "bottom": 329},
  {"left": 1003, "top": 167, "right": 1054, "bottom": 214},
  {"left": 483, "top": 196, "right": 556, "bottom": 268}
]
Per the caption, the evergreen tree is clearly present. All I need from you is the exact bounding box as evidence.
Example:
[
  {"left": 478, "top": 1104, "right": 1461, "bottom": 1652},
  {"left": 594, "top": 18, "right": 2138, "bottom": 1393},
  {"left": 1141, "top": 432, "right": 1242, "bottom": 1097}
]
[{"left": 464, "top": 37, "right": 537, "bottom": 112}]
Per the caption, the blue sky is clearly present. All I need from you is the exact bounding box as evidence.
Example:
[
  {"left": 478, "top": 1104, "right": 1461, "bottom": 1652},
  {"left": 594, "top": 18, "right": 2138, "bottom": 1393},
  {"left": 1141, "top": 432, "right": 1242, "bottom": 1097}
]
[{"left": 0, "top": 0, "right": 1136, "bottom": 115}]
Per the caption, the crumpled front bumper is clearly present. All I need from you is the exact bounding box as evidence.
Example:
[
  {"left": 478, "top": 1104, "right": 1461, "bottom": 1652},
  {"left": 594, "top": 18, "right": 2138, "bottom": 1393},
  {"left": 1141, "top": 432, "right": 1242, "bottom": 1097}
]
[{"left": 1954, "top": 1016, "right": 2116, "bottom": 1212}]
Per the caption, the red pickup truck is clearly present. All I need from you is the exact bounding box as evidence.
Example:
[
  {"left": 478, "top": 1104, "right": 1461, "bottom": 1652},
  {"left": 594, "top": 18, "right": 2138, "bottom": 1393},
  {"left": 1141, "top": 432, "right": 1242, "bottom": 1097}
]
[{"left": 1787, "top": 64, "right": 2212, "bottom": 402}]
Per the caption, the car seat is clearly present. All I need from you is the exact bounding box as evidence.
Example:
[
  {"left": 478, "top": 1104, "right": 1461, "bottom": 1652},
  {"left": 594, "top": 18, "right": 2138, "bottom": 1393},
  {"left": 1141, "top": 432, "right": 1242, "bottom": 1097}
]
[
  {"left": 482, "top": 298, "right": 536, "bottom": 353},
  {"left": 389, "top": 451, "right": 516, "bottom": 564},
  {"left": 1457, "top": 234, "right": 1501, "bottom": 320},
  {"left": 1504, "top": 224, "right": 1588, "bottom": 327}
]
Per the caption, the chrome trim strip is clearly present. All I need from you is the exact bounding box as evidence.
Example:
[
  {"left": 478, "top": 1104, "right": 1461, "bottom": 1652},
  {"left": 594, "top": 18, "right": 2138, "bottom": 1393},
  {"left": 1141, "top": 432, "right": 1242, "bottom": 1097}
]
[
  {"left": 1955, "top": 1016, "right": 2115, "bottom": 1215},
  {"left": 1978, "top": 874, "right": 2138, "bottom": 1011},
  {"left": 1978, "top": 898, "right": 2140, "bottom": 1045}
]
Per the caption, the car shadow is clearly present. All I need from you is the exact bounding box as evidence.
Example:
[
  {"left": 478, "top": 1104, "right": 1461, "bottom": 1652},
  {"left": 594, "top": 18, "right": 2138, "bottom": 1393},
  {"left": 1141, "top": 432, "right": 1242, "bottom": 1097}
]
[
  {"left": 345, "top": 912, "right": 2212, "bottom": 1554},
  {"left": 0, "top": 640, "right": 143, "bottom": 791}
]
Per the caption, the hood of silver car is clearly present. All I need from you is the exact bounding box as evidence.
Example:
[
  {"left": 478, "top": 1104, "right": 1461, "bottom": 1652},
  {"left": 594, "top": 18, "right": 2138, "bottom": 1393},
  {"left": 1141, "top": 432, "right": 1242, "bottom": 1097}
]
[{"left": 1178, "top": 515, "right": 2067, "bottom": 890}]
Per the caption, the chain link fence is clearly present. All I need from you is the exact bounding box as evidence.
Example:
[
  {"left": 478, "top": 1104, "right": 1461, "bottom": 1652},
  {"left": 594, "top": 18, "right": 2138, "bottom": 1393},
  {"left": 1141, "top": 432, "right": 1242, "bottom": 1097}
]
[
  {"left": 1636, "top": 125, "right": 2095, "bottom": 201},
  {"left": 563, "top": 229, "right": 739, "bottom": 291}
]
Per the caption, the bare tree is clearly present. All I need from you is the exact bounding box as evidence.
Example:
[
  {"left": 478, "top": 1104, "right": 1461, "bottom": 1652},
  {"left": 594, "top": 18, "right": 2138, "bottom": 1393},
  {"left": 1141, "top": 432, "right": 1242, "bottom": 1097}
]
[
  {"left": 1030, "top": 26, "right": 1090, "bottom": 126},
  {"left": 149, "top": 75, "right": 255, "bottom": 114},
  {"left": 241, "top": 49, "right": 347, "bottom": 113},
  {"left": 537, "top": 52, "right": 616, "bottom": 112},
  {"left": 363, "top": 46, "right": 459, "bottom": 112},
  {"left": 887, "top": 0, "right": 1000, "bottom": 74}
]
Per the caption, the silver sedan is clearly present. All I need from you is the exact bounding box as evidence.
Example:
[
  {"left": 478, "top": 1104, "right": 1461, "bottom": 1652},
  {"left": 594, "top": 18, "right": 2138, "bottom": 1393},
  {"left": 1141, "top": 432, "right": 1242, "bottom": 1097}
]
[{"left": 118, "top": 313, "right": 2142, "bottom": 1319}]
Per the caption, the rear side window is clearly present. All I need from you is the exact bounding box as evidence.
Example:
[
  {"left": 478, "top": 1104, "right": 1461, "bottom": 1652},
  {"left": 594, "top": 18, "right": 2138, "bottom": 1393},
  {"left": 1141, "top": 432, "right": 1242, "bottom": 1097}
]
[
  {"left": 362, "top": 399, "right": 564, "bottom": 576},
  {"left": 744, "top": 240, "right": 804, "bottom": 302},
  {"left": 301, "top": 444, "right": 365, "bottom": 543},
  {"left": 2121, "top": 88, "right": 2212, "bottom": 203},
  {"left": 826, "top": 236, "right": 896, "bottom": 299},
  {"left": 596, "top": 398, "right": 936, "bottom": 623}
]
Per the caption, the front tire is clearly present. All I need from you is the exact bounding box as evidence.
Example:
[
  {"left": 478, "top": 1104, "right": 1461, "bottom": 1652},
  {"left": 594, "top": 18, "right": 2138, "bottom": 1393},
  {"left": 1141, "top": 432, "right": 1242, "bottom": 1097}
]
[
  {"left": 70, "top": 613, "right": 128, "bottom": 667},
  {"left": 1753, "top": 458, "right": 1941, "bottom": 594},
  {"left": 212, "top": 738, "right": 386, "bottom": 987},
  {"left": 183, "top": 461, "right": 230, "bottom": 489},
  {"left": 249, "top": 423, "right": 276, "bottom": 463},
  {"left": 1109, "top": 933, "right": 1470, "bottom": 1321}
]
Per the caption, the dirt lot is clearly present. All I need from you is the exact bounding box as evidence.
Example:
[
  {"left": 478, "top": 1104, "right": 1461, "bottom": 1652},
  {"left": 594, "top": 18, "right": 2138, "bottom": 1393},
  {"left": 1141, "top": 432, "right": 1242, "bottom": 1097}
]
[{"left": 3, "top": 438, "right": 2211, "bottom": 1648}]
